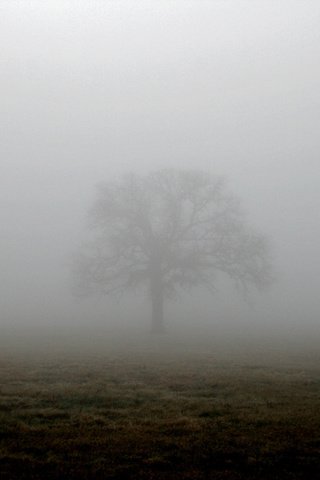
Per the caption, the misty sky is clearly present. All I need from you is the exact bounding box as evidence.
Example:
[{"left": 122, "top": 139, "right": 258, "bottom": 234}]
[{"left": 1, "top": 1, "right": 320, "bottom": 331}]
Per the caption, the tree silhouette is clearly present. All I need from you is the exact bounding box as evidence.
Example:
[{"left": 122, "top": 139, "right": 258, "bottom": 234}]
[{"left": 74, "top": 169, "right": 272, "bottom": 332}]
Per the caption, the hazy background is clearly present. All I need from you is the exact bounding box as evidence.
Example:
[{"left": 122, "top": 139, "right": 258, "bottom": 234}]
[{"left": 1, "top": 0, "right": 319, "bottom": 339}]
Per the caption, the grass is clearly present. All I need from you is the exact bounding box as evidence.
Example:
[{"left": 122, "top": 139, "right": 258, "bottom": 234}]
[{"left": 0, "top": 329, "right": 319, "bottom": 479}]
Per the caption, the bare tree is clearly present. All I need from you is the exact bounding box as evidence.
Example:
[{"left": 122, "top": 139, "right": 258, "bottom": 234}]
[{"left": 74, "top": 169, "right": 273, "bottom": 332}]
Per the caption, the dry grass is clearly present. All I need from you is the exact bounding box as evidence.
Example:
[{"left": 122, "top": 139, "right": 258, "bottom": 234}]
[{"left": 0, "top": 331, "right": 319, "bottom": 479}]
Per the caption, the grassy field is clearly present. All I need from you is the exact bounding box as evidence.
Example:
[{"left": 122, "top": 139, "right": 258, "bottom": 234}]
[{"left": 0, "top": 328, "right": 319, "bottom": 479}]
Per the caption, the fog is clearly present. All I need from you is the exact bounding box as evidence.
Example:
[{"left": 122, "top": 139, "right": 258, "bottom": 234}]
[{"left": 1, "top": 0, "right": 320, "bottom": 341}]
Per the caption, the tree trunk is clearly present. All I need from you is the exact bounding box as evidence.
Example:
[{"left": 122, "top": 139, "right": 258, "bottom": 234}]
[{"left": 150, "top": 264, "right": 165, "bottom": 333}]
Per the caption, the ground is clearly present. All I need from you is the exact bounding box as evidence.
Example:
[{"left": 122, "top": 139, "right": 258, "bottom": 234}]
[{"left": 0, "top": 328, "right": 319, "bottom": 479}]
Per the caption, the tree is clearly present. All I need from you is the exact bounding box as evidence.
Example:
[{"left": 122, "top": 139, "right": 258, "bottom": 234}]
[{"left": 74, "top": 169, "right": 273, "bottom": 333}]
